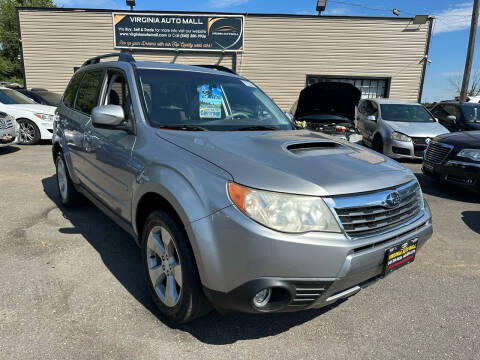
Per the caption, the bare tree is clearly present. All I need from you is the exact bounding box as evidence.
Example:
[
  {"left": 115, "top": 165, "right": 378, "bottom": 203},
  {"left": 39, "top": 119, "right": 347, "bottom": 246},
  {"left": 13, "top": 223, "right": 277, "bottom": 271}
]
[{"left": 449, "top": 69, "right": 480, "bottom": 97}]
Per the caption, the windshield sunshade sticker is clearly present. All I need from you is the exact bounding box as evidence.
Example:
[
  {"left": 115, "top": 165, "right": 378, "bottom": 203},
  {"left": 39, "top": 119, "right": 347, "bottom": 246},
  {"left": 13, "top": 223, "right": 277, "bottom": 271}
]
[{"left": 199, "top": 84, "right": 222, "bottom": 119}]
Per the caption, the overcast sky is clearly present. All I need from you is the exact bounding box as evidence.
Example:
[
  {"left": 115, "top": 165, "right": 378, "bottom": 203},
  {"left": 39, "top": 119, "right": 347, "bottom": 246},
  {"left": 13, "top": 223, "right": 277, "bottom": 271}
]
[{"left": 56, "top": 0, "right": 479, "bottom": 102}]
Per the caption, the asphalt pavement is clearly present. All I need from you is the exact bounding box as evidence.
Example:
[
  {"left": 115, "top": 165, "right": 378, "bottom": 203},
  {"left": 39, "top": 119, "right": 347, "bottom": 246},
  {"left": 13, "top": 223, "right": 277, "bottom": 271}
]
[{"left": 0, "top": 143, "right": 479, "bottom": 360}]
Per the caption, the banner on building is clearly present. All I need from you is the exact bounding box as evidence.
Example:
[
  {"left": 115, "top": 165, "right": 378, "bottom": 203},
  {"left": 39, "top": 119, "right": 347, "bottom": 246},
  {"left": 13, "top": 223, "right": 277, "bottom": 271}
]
[{"left": 113, "top": 13, "right": 244, "bottom": 52}]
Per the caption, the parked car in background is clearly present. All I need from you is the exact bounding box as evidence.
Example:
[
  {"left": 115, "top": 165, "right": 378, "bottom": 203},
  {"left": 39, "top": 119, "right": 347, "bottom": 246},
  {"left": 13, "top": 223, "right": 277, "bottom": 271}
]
[
  {"left": 0, "top": 86, "right": 56, "bottom": 145},
  {"left": 357, "top": 99, "right": 449, "bottom": 159},
  {"left": 53, "top": 54, "right": 432, "bottom": 324},
  {"left": 423, "top": 131, "right": 480, "bottom": 192},
  {"left": 468, "top": 95, "right": 480, "bottom": 103},
  {"left": 0, "top": 111, "right": 19, "bottom": 147},
  {"left": 287, "top": 82, "right": 363, "bottom": 144},
  {"left": 17, "top": 88, "right": 62, "bottom": 107},
  {"left": 430, "top": 101, "right": 480, "bottom": 132}
]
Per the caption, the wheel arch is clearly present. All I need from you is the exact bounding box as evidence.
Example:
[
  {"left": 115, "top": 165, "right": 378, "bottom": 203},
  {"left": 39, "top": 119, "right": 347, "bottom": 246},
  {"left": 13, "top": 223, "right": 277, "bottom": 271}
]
[{"left": 134, "top": 190, "right": 209, "bottom": 286}]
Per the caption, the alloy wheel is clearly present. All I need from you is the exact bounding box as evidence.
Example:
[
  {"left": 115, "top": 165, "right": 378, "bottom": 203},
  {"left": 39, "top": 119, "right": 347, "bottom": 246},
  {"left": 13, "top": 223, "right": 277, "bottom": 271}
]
[
  {"left": 57, "top": 158, "right": 68, "bottom": 201},
  {"left": 146, "top": 226, "right": 183, "bottom": 307},
  {"left": 19, "top": 121, "right": 37, "bottom": 144}
]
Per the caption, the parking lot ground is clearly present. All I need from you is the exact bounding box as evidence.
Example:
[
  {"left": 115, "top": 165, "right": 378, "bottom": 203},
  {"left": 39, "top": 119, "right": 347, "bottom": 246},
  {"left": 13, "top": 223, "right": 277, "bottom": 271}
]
[{"left": 0, "top": 143, "right": 479, "bottom": 360}]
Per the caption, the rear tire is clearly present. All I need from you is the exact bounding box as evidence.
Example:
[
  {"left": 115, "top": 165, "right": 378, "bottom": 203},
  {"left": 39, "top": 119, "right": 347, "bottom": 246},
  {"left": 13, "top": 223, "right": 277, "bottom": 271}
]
[
  {"left": 373, "top": 136, "right": 383, "bottom": 154},
  {"left": 17, "top": 118, "right": 41, "bottom": 145},
  {"left": 141, "top": 210, "right": 211, "bottom": 324},
  {"left": 55, "top": 153, "right": 80, "bottom": 207}
]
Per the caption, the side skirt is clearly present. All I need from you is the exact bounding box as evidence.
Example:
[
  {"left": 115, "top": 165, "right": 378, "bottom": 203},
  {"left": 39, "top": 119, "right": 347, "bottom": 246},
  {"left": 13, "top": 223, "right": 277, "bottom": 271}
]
[{"left": 76, "top": 184, "right": 139, "bottom": 245}]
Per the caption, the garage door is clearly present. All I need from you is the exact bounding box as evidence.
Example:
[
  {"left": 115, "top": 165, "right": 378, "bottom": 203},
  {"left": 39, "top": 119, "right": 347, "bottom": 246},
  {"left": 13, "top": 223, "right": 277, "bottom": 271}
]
[{"left": 306, "top": 75, "right": 390, "bottom": 99}]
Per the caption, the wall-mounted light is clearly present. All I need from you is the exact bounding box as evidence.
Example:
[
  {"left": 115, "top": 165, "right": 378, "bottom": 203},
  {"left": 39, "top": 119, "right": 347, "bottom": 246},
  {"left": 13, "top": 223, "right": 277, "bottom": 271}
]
[
  {"left": 413, "top": 15, "right": 429, "bottom": 25},
  {"left": 420, "top": 56, "right": 432, "bottom": 64},
  {"left": 126, "top": 0, "right": 136, "bottom": 11},
  {"left": 316, "top": 0, "right": 327, "bottom": 15}
]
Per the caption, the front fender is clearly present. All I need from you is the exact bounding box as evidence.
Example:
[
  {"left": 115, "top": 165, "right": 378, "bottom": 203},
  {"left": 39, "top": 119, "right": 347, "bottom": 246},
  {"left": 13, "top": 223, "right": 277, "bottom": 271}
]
[{"left": 131, "top": 161, "right": 233, "bottom": 235}]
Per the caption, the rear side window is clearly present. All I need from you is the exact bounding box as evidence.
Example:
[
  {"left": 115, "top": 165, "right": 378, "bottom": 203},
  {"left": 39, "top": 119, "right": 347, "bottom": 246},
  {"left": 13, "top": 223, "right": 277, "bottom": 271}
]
[
  {"left": 63, "top": 72, "right": 84, "bottom": 108},
  {"left": 75, "top": 70, "right": 104, "bottom": 115}
]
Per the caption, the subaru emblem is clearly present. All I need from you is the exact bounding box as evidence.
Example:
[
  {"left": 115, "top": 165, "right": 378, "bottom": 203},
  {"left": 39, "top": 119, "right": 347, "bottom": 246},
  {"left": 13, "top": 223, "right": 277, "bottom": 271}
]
[{"left": 385, "top": 191, "right": 401, "bottom": 208}]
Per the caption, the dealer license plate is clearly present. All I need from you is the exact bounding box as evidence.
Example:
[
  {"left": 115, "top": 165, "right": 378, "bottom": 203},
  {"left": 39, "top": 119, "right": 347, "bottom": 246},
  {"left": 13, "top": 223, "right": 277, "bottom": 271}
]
[{"left": 385, "top": 238, "right": 418, "bottom": 275}]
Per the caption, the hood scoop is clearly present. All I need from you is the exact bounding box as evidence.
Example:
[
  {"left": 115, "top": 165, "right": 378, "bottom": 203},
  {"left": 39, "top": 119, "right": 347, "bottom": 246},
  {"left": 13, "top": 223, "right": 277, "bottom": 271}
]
[{"left": 286, "top": 141, "right": 344, "bottom": 156}]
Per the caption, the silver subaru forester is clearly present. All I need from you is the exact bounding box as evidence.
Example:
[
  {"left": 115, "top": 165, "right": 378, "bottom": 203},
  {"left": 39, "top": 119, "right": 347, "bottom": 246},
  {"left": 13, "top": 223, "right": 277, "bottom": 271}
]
[{"left": 52, "top": 53, "right": 432, "bottom": 323}]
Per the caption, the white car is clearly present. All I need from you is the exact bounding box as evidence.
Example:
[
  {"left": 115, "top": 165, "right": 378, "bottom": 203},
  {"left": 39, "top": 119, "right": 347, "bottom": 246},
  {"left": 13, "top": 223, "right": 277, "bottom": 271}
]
[{"left": 0, "top": 86, "right": 56, "bottom": 144}]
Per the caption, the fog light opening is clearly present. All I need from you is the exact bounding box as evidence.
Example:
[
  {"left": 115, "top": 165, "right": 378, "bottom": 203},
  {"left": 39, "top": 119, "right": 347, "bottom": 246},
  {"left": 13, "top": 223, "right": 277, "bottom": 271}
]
[{"left": 253, "top": 288, "right": 272, "bottom": 308}]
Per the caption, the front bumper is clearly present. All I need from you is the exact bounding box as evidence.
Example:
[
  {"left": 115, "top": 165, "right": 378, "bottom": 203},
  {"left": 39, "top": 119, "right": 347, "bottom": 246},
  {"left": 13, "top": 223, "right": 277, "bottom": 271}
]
[
  {"left": 0, "top": 128, "right": 19, "bottom": 147},
  {"left": 190, "top": 201, "right": 432, "bottom": 314},
  {"left": 384, "top": 139, "right": 425, "bottom": 160},
  {"left": 423, "top": 159, "right": 480, "bottom": 192}
]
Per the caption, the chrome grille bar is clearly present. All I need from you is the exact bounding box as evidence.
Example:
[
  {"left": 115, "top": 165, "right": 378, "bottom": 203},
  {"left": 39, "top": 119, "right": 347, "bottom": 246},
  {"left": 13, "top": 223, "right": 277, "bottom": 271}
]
[{"left": 327, "top": 180, "right": 423, "bottom": 237}]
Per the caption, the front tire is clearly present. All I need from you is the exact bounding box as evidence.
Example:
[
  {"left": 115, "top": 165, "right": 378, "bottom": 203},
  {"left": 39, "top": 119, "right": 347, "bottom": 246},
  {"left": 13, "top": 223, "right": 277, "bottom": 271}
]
[
  {"left": 55, "top": 153, "right": 80, "bottom": 206},
  {"left": 141, "top": 210, "right": 210, "bottom": 324},
  {"left": 17, "top": 118, "right": 41, "bottom": 145}
]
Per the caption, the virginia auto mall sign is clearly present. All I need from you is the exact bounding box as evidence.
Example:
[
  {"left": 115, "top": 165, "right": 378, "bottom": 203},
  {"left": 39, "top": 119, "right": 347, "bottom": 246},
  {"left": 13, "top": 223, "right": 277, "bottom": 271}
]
[{"left": 113, "top": 13, "right": 244, "bottom": 52}]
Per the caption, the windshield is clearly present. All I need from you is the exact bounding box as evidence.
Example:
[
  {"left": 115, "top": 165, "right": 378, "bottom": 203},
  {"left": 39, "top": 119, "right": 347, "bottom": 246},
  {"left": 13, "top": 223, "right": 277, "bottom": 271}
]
[
  {"left": 380, "top": 104, "right": 435, "bottom": 123},
  {"left": 0, "top": 88, "right": 37, "bottom": 105},
  {"left": 462, "top": 104, "right": 480, "bottom": 123},
  {"left": 137, "top": 69, "right": 293, "bottom": 131},
  {"left": 297, "top": 113, "right": 352, "bottom": 123}
]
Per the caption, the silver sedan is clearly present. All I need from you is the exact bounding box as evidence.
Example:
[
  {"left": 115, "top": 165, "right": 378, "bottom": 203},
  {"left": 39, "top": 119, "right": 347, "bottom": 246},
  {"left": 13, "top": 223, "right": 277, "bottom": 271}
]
[{"left": 356, "top": 98, "right": 449, "bottom": 159}]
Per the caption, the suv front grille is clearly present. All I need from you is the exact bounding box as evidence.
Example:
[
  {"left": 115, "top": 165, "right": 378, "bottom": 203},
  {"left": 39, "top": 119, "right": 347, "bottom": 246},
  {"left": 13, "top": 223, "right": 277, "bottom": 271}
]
[
  {"left": 0, "top": 116, "right": 14, "bottom": 130},
  {"left": 330, "top": 181, "right": 423, "bottom": 237},
  {"left": 424, "top": 142, "right": 453, "bottom": 164}
]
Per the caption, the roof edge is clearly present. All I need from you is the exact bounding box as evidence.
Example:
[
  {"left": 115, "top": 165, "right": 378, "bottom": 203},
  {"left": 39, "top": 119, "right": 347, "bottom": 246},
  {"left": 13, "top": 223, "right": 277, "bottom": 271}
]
[{"left": 16, "top": 7, "right": 429, "bottom": 21}]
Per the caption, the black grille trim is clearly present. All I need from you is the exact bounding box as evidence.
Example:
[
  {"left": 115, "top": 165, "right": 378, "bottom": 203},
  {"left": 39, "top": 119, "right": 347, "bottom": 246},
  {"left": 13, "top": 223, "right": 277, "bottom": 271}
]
[
  {"left": 288, "top": 281, "right": 332, "bottom": 307},
  {"left": 424, "top": 142, "right": 453, "bottom": 165}
]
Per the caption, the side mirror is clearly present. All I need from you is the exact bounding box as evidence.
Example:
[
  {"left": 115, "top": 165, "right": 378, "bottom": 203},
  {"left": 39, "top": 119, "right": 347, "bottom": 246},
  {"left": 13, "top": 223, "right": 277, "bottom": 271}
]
[
  {"left": 446, "top": 115, "right": 457, "bottom": 123},
  {"left": 367, "top": 115, "right": 377, "bottom": 121},
  {"left": 91, "top": 105, "right": 125, "bottom": 128}
]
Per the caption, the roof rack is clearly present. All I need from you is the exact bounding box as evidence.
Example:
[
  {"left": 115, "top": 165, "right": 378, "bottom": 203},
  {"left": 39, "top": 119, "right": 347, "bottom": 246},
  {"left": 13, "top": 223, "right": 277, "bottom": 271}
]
[
  {"left": 82, "top": 52, "right": 135, "bottom": 67},
  {"left": 195, "top": 65, "right": 237, "bottom": 74}
]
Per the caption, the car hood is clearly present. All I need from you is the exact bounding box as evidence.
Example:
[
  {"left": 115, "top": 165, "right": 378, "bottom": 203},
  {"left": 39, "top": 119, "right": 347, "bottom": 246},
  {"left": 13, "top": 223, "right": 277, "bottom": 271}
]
[
  {"left": 385, "top": 121, "right": 449, "bottom": 137},
  {"left": 4, "top": 104, "right": 57, "bottom": 115},
  {"left": 157, "top": 130, "right": 415, "bottom": 196},
  {"left": 294, "top": 82, "right": 361, "bottom": 120},
  {"left": 435, "top": 130, "right": 480, "bottom": 148}
]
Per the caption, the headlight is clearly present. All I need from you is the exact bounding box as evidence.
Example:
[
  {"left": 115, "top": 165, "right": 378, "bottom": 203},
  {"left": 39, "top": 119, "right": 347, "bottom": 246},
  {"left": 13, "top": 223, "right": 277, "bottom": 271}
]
[
  {"left": 227, "top": 182, "right": 341, "bottom": 233},
  {"left": 457, "top": 149, "right": 480, "bottom": 162},
  {"left": 391, "top": 131, "right": 412, "bottom": 142},
  {"left": 34, "top": 113, "right": 55, "bottom": 122}
]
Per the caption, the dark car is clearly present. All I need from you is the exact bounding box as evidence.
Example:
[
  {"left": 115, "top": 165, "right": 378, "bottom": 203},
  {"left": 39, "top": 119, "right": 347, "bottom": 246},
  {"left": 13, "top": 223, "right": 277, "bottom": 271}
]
[
  {"left": 430, "top": 101, "right": 480, "bottom": 132},
  {"left": 16, "top": 88, "right": 61, "bottom": 106},
  {"left": 423, "top": 131, "right": 480, "bottom": 192},
  {"left": 287, "top": 82, "right": 363, "bottom": 144}
]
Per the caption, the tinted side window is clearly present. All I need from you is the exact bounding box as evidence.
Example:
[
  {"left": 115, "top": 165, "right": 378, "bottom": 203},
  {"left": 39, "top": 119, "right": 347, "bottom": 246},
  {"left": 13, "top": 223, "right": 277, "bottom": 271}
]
[
  {"left": 75, "top": 70, "right": 104, "bottom": 115},
  {"left": 63, "top": 72, "right": 84, "bottom": 108}
]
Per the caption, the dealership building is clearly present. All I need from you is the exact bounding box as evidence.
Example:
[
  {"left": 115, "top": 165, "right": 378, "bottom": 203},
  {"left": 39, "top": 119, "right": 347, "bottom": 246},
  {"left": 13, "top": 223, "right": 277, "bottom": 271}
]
[{"left": 17, "top": 7, "right": 432, "bottom": 110}]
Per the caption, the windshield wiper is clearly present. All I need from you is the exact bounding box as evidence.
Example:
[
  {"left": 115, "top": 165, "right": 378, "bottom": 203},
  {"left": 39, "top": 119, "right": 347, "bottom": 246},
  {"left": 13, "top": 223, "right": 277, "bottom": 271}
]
[
  {"left": 233, "top": 125, "right": 280, "bottom": 131},
  {"left": 158, "top": 125, "right": 208, "bottom": 131}
]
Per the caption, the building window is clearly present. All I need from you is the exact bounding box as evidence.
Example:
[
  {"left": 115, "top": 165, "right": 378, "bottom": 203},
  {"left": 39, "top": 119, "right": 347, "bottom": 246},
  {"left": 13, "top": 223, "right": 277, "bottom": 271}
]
[{"left": 306, "top": 75, "right": 390, "bottom": 99}]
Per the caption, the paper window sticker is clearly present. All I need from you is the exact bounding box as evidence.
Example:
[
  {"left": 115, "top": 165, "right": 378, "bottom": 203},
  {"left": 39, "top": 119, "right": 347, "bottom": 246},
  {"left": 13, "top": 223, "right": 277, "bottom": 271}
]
[{"left": 199, "top": 84, "right": 223, "bottom": 119}]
